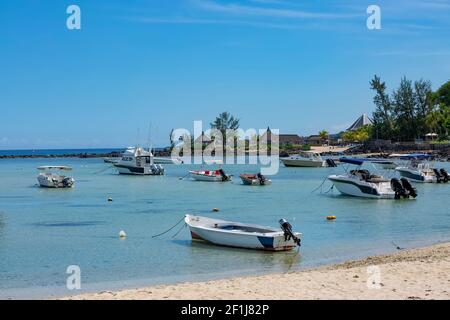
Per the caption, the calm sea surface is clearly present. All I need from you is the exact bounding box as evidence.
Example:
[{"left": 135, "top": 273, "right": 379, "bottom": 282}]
[{"left": 0, "top": 156, "right": 449, "bottom": 298}]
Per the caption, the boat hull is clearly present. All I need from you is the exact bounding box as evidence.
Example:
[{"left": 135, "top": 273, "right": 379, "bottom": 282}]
[
  {"left": 37, "top": 174, "right": 75, "bottom": 188},
  {"left": 185, "top": 215, "right": 300, "bottom": 251},
  {"left": 328, "top": 175, "right": 395, "bottom": 199},
  {"left": 240, "top": 174, "right": 272, "bottom": 186},
  {"left": 114, "top": 164, "right": 164, "bottom": 176},
  {"left": 189, "top": 171, "right": 231, "bottom": 182},
  {"left": 281, "top": 158, "right": 325, "bottom": 167},
  {"left": 396, "top": 167, "right": 436, "bottom": 183}
]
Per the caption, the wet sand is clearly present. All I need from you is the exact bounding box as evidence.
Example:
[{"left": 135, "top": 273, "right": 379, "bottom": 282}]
[{"left": 62, "top": 242, "right": 450, "bottom": 300}]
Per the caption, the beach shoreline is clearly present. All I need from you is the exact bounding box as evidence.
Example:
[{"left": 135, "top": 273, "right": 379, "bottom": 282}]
[{"left": 61, "top": 241, "right": 450, "bottom": 300}]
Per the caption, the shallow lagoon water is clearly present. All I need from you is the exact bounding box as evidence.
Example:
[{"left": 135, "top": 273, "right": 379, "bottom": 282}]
[{"left": 0, "top": 157, "right": 449, "bottom": 298}]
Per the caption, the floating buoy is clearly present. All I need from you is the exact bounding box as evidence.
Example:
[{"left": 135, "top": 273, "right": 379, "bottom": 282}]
[
  {"left": 119, "top": 230, "right": 126, "bottom": 238},
  {"left": 108, "top": 197, "right": 113, "bottom": 202},
  {"left": 212, "top": 208, "right": 220, "bottom": 212},
  {"left": 326, "top": 216, "right": 336, "bottom": 221}
]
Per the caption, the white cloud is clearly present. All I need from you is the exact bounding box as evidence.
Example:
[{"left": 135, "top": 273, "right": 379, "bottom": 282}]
[{"left": 191, "top": 0, "right": 358, "bottom": 19}]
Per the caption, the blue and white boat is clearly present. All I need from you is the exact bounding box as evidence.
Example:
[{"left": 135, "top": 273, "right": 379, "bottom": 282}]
[
  {"left": 185, "top": 215, "right": 301, "bottom": 251},
  {"left": 395, "top": 154, "right": 449, "bottom": 183},
  {"left": 328, "top": 158, "right": 417, "bottom": 199}
]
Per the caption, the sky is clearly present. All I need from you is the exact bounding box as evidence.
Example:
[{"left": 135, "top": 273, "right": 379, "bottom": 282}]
[{"left": 0, "top": 0, "right": 449, "bottom": 149}]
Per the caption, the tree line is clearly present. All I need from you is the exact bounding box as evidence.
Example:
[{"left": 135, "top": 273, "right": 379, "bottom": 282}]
[{"left": 370, "top": 76, "right": 450, "bottom": 142}]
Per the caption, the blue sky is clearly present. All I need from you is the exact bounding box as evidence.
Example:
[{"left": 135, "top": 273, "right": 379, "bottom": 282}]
[{"left": 1, "top": 0, "right": 449, "bottom": 149}]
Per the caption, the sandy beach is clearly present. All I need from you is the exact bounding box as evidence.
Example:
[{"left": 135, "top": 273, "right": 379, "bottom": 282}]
[{"left": 63, "top": 242, "right": 450, "bottom": 300}]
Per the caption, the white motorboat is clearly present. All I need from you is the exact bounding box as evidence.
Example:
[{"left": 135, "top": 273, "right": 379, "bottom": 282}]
[
  {"left": 185, "top": 215, "right": 301, "bottom": 251},
  {"left": 189, "top": 169, "right": 232, "bottom": 182},
  {"left": 328, "top": 158, "right": 417, "bottom": 199},
  {"left": 113, "top": 146, "right": 164, "bottom": 175},
  {"left": 395, "top": 154, "right": 449, "bottom": 183},
  {"left": 280, "top": 151, "right": 326, "bottom": 167},
  {"left": 239, "top": 173, "right": 272, "bottom": 186},
  {"left": 37, "top": 166, "right": 75, "bottom": 188}
]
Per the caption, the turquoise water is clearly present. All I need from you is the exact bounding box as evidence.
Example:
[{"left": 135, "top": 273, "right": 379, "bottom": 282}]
[{"left": 0, "top": 157, "right": 449, "bottom": 298}]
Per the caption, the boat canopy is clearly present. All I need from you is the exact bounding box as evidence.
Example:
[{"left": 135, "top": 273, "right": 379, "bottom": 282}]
[
  {"left": 398, "top": 153, "right": 432, "bottom": 160},
  {"left": 37, "top": 166, "right": 72, "bottom": 171},
  {"left": 339, "top": 158, "right": 365, "bottom": 165},
  {"left": 339, "top": 157, "right": 395, "bottom": 166}
]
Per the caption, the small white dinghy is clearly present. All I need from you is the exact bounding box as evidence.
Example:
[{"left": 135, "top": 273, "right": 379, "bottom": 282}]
[
  {"left": 37, "top": 166, "right": 75, "bottom": 188},
  {"left": 189, "top": 169, "right": 232, "bottom": 182},
  {"left": 185, "top": 215, "right": 301, "bottom": 251}
]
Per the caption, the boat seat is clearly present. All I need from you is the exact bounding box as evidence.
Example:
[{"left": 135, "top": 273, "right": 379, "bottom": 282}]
[{"left": 367, "top": 176, "right": 389, "bottom": 183}]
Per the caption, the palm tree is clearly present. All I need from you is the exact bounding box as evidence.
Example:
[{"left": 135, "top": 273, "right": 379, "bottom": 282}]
[
  {"left": 210, "top": 112, "right": 240, "bottom": 152},
  {"left": 318, "top": 130, "right": 329, "bottom": 145}
]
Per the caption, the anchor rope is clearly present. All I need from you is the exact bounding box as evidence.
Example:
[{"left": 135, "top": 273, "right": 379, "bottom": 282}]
[{"left": 152, "top": 216, "right": 185, "bottom": 238}]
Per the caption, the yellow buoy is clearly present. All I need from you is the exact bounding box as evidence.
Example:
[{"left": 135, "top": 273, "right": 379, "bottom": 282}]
[{"left": 326, "top": 216, "right": 336, "bottom": 221}]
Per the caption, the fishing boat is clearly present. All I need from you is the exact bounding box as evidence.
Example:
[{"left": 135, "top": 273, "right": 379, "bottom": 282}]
[
  {"left": 185, "top": 215, "right": 301, "bottom": 251},
  {"left": 189, "top": 169, "right": 232, "bottom": 182},
  {"left": 395, "top": 154, "right": 449, "bottom": 183},
  {"left": 239, "top": 173, "right": 271, "bottom": 186},
  {"left": 37, "top": 166, "right": 75, "bottom": 188},
  {"left": 328, "top": 158, "right": 417, "bottom": 199},
  {"left": 280, "top": 151, "right": 326, "bottom": 167},
  {"left": 113, "top": 146, "right": 164, "bottom": 175}
]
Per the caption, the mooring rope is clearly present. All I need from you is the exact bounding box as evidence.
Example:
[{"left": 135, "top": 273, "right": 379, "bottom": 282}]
[
  {"left": 152, "top": 216, "right": 185, "bottom": 238},
  {"left": 171, "top": 223, "right": 187, "bottom": 239},
  {"left": 311, "top": 176, "right": 329, "bottom": 194}
]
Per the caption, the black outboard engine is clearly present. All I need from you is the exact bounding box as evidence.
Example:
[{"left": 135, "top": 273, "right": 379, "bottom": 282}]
[
  {"left": 218, "top": 169, "right": 229, "bottom": 181},
  {"left": 326, "top": 159, "right": 337, "bottom": 167},
  {"left": 400, "top": 178, "right": 417, "bottom": 198},
  {"left": 433, "top": 169, "right": 444, "bottom": 183},
  {"left": 391, "top": 178, "right": 406, "bottom": 199},
  {"left": 257, "top": 173, "right": 265, "bottom": 185},
  {"left": 440, "top": 169, "right": 449, "bottom": 183},
  {"left": 279, "top": 219, "right": 301, "bottom": 246}
]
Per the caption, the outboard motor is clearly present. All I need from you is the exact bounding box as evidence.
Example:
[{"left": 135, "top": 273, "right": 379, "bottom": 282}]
[
  {"left": 440, "top": 169, "right": 449, "bottom": 183},
  {"left": 400, "top": 178, "right": 417, "bottom": 198},
  {"left": 257, "top": 173, "right": 265, "bottom": 185},
  {"left": 62, "top": 177, "right": 73, "bottom": 188},
  {"left": 391, "top": 178, "right": 406, "bottom": 199},
  {"left": 218, "top": 169, "right": 230, "bottom": 181},
  {"left": 433, "top": 169, "right": 443, "bottom": 183},
  {"left": 279, "top": 219, "right": 301, "bottom": 246},
  {"left": 326, "top": 159, "right": 337, "bottom": 168}
]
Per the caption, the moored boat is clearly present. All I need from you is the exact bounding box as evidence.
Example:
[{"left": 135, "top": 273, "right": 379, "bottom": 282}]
[
  {"left": 395, "top": 154, "right": 449, "bottom": 183},
  {"left": 328, "top": 158, "right": 417, "bottom": 199},
  {"left": 239, "top": 173, "right": 271, "bottom": 186},
  {"left": 113, "top": 146, "right": 164, "bottom": 175},
  {"left": 189, "top": 169, "right": 232, "bottom": 182},
  {"left": 185, "top": 215, "right": 301, "bottom": 251},
  {"left": 280, "top": 151, "right": 326, "bottom": 168},
  {"left": 37, "top": 166, "right": 75, "bottom": 188}
]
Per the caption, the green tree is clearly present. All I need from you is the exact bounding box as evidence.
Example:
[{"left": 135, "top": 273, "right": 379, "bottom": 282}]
[
  {"left": 210, "top": 112, "right": 240, "bottom": 152},
  {"left": 370, "top": 75, "right": 395, "bottom": 140},
  {"left": 318, "top": 130, "right": 329, "bottom": 145},
  {"left": 393, "top": 77, "right": 416, "bottom": 141},
  {"left": 343, "top": 125, "right": 372, "bottom": 143},
  {"left": 414, "top": 79, "right": 433, "bottom": 137},
  {"left": 428, "top": 80, "right": 450, "bottom": 140}
]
